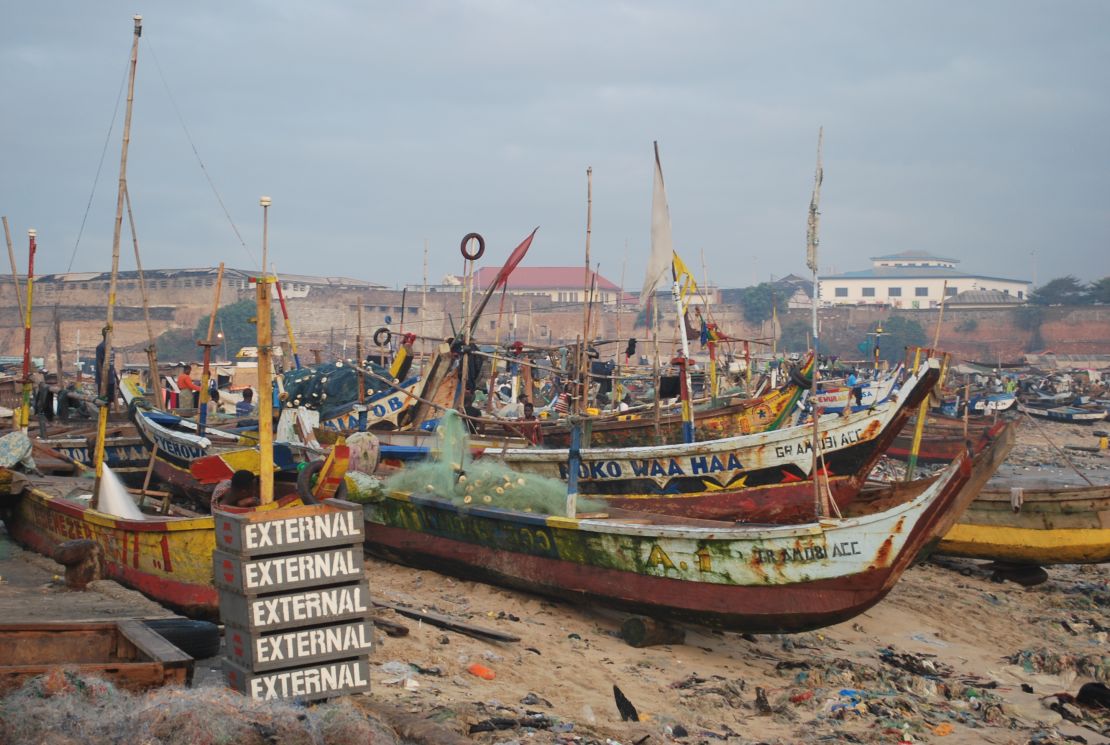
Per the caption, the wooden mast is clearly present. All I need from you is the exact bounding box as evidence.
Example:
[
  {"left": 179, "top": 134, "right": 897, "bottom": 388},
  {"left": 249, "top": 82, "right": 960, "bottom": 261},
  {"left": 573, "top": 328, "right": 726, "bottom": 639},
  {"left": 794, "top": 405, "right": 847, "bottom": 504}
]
[
  {"left": 578, "top": 166, "right": 593, "bottom": 415},
  {"left": 257, "top": 197, "right": 274, "bottom": 504},
  {"left": 92, "top": 15, "right": 142, "bottom": 506},
  {"left": 123, "top": 186, "right": 161, "bottom": 408},
  {"left": 3, "top": 217, "right": 23, "bottom": 321},
  {"left": 806, "top": 127, "right": 826, "bottom": 517},
  {"left": 18, "top": 230, "right": 36, "bottom": 433},
  {"left": 196, "top": 263, "right": 224, "bottom": 435}
]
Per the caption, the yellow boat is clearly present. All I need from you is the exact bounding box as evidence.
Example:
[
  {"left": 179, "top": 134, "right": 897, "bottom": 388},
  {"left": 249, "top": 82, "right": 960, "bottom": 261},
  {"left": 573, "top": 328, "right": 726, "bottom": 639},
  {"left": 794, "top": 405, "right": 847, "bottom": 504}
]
[{"left": 938, "top": 483, "right": 1110, "bottom": 564}]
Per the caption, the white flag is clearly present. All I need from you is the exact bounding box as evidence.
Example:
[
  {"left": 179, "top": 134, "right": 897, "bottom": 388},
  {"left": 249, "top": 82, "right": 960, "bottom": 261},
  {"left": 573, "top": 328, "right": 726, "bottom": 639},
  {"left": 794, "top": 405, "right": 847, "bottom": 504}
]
[{"left": 640, "top": 141, "right": 674, "bottom": 309}]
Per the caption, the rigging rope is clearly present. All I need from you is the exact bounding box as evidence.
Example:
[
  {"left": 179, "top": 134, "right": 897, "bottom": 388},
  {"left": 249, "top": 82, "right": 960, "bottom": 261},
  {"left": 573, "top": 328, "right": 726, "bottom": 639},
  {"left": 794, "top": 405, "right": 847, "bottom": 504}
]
[
  {"left": 144, "top": 38, "right": 257, "bottom": 267},
  {"left": 65, "top": 58, "right": 130, "bottom": 274}
]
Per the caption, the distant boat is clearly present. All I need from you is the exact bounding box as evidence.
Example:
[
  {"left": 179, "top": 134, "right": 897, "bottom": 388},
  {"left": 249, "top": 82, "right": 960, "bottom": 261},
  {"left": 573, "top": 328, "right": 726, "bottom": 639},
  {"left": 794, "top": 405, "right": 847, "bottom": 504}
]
[{"left": 1018, "top": 402, "right": 1108, "bottom": 424}]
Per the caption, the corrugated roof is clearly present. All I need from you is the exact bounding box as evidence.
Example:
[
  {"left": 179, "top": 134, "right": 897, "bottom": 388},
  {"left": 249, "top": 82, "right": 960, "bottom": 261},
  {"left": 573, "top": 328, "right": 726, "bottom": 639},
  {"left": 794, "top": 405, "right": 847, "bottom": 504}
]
[
  {"left": 948, "top": 289, "right": 1022, "bottom": 305},
  {"left": 471, "top": 267, "right": 620, "bottom": 291},
  {"left": 870, "top": 250, "right": 959, "bottom": 263},
  {"left": 820, "top": 266, "right": 1029, "bottom": 284}
]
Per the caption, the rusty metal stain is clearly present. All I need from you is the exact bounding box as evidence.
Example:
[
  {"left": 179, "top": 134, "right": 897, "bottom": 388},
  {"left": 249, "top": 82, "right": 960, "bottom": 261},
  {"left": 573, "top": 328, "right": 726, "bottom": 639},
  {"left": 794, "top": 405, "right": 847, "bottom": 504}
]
[
  {"left": 870, "top": 536, "right": 895, "bottom": 570},
  {"left": 893, "top": 517, "right": 905, "bottom": 534}
]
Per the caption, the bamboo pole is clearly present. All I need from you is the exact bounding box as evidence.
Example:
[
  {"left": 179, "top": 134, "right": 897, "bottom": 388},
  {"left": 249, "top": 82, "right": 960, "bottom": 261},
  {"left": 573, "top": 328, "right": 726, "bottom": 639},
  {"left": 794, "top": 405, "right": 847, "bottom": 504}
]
[
  {"left": 18, "top": 230, "right": 36, "bottom": 432},
  {"left": 272, "top": 264, "right": 301, "bottom": 369},
  {"left": 806, "top": 127, "right": 825, "bottom": 516},
  {"left": 124, "top": 185, "right": 161, "bottom": 408},
  {"left": 196, "top": 262, "right": 224, "bottom": 435},
  {"left": 257, "top": 197, "right": 274, "bottom": 504},
  {"left": 93, "top": 15, "right": 141, "bottom": 507},
  {"left": 578, "top": 167, "right": 593, "bottom": 415},
  {"left": 3, "top": 216, "right": 23, "bottom": 321}
]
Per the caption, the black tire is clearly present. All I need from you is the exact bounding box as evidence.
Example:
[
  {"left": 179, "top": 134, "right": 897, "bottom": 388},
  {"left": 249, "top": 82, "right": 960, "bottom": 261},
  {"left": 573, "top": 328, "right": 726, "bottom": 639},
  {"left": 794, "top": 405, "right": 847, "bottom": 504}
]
[
  {"left": 144, "top": 619, "right": 221, "bottom": 660},
  {"left": 788, "top": 366, "right": 812, "bottom": 390},
  {"left": 373, "top": 327, "right": 391, "bottom": 347},
  {"left": 460, "top": 232, "right": 485, "bottom": 260},
  {"left": 296, "top": 459, "right": 347, "bottom": 503},
  {"left": 297, "top": 460, "right": 324, "bottom": 504}
]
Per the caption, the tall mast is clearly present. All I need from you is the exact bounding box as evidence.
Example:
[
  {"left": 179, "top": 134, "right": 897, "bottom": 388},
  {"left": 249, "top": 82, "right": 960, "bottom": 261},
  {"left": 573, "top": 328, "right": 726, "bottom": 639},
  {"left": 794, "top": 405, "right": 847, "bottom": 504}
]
[
  {"left": 18, "top": 230, "right": 36, "bottom": 433},
  {"left": 124, "top": 185, "right": 161, "bottom": 408},
  {"left": 92, "top": 15, "right": 142, "bottom": 506},
  {"left": 257, "top": 197, "right": 274, "bottom": 504},
  {"left": 806, "top": 127, "right": 825, "bottom": 517}
]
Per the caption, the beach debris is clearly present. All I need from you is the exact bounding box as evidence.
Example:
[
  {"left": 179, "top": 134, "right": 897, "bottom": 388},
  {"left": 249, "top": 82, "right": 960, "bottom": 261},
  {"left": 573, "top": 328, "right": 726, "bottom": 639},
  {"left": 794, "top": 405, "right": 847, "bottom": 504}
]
[
  {"left": 371, "top": 599, "right": 520, "bottom": 643},
  {"left": 613, "top": 684, "right": 639, "bottom": 721},
  {"left": 467, "top": 663, "right": 495, "bottom": 680},
  {"left": 619, "top": 616, "right": 686, "bottom": 648},
  {"left": 50, "top": 539, "right": 102, "bottom": 590}
]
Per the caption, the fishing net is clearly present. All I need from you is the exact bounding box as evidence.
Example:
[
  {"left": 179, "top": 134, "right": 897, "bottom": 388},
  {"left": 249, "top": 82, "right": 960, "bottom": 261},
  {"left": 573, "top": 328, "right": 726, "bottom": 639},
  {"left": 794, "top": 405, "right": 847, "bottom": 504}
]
[
  {"left": 0, "top": 671, "right": 398, "bottom": 745},
  {"left": 384, "top": 410, "right": 603, "bottom": 516},
  {"left": 281, "top": 360, "right": 396, "bottom": 421}
]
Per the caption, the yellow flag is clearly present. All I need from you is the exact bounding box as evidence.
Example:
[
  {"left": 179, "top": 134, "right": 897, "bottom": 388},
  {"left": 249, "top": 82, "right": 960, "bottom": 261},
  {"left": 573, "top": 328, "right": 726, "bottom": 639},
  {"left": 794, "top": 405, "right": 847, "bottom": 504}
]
[{"left": 671, "top": 250, "right": 698, "bottom": 301}]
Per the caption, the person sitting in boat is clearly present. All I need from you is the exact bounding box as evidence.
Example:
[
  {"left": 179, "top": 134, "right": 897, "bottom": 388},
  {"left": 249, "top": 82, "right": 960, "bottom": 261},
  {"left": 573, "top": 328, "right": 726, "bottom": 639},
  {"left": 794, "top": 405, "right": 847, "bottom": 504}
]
[
  {"left": 210, "top": 469, "right": 260, "bottom": 512},
  {"left": 176, "top": 365, "right": 202, "bottom": 409},
  {"left": 235, "top": 387, "right": 256, "bottom": 417},
  {"left": 519, "top": 399, "right": 543, "bottom": 445}
]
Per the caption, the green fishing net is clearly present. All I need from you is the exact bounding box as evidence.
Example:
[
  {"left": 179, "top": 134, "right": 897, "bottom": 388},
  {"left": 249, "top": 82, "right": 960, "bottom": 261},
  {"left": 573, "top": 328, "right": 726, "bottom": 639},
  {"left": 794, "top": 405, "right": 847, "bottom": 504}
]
[
  {"left": 384, "top": 410, "right": 603, "bottom": 516},
  {"left": 281, "top": 360, "right": 398, "bottom": 420}
]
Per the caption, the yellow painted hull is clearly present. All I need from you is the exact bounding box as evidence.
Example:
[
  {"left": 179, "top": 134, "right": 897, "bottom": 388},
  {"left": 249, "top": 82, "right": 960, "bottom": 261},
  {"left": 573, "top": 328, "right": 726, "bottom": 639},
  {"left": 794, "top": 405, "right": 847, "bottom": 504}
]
[{"left": 939, "top": 523, "right": 1110, "bottom": 565}]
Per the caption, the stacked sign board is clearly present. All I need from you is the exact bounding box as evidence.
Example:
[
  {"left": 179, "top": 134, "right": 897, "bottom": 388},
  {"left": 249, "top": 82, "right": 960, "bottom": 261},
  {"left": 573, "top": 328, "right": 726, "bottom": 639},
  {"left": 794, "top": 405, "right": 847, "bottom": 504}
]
[{"left": 214, "top": 500, "right": 373, "bottom": 701}]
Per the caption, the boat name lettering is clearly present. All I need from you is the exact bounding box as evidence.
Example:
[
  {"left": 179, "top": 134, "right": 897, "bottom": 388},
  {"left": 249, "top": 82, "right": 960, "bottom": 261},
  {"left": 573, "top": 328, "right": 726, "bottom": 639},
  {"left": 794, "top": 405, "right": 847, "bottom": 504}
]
[
  {"left": 254, "top": 622, "right": 372, "bottom": 664},
  {"left": 250, "top": 584, "right": 368, "bottom": 627},
  {"left": 249, "top": 659, "right": 368, "bottom": 700},
  {"left": 244, "top": 510, "right": 359, "bottom": 550},
  {"left": 831, "top": 541, "right": 861, "bottom": 558},
  {"left": 774, "top": 429, "right": 862, "bottom": 459},
  {"left": 152, "top": 434, "right": 204, "bottom": 460},
  {"left": 558, "top": 453, "right": 745, "bottom": 481},
  {"left": 244, "top": 547, "right": 360, "bottom": 590},
  {"left": 753, "top": 545, "right": 829, "bottom": 564}
]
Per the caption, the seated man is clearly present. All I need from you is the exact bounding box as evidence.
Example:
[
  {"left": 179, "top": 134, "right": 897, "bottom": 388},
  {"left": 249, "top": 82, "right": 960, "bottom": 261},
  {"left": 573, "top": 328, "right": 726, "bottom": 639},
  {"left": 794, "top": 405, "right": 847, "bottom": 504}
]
[{"left": 210, "top": 469, "right": 260, "bottom": 512}]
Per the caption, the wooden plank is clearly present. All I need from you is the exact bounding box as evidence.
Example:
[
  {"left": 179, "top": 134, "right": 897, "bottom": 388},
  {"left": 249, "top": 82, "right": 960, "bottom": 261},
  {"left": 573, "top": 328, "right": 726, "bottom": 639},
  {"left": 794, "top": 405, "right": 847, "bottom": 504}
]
[
  {"left": 371, "top": 599, "right": 520, "bottom": 643},
  {"left": 118, "top": 620, "right": 194, "bottom": 666}
]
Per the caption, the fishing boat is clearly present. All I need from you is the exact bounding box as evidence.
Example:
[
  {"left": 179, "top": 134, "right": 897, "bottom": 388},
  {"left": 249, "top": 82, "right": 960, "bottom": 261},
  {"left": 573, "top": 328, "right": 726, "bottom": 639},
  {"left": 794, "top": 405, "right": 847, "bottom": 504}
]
[
  {"left": 938, "top": 391, "right": 1016, "bottom": 417},
  {"left": 363, "top": 428, "right": 1005, "bottom": 634},
  {"left": 805, "top": 366, "right": 903, "bottom": 415},
  {"left": 0, "top": 473, "right": 304, "bottom": 619},
  {"left": 1017, "top": 402, "right": 1108, "bottom": 424},
  {"left": 885, "top": 412, "right": 999, "bottom": 464},
  {"left": 488, "top": 358, "right": 941, "bottom": 522},
  {"left": 937, "top": 482, "right": 1110, "bottom": 564}
]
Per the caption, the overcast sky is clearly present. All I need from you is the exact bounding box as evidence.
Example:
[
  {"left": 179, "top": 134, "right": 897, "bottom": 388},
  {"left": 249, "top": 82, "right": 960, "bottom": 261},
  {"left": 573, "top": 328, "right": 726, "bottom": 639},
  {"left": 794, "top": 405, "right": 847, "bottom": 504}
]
[{"left": 2, "top": 1, "right": 1107, "bottom": 290}]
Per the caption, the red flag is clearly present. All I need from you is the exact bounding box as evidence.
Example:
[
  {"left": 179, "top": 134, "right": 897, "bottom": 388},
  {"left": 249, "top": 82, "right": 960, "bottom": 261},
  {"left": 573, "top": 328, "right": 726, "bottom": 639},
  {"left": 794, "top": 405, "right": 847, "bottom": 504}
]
[{"left": 492, "top": 227, "right": 539, "bottom": 289}]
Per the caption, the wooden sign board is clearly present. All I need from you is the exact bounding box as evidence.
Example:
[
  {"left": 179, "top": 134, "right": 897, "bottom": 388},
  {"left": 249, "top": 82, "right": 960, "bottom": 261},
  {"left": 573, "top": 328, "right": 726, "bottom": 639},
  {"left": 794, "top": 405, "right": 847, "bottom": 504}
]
[
  {"left": 225, "top": 619, "right": 374, "bottom": 672},
  {"left": 214, "top": 545, "right": 364, "bottom": 594},
  {"left": 224, "top": 654, "right": 371, "bottom": 701},
  {"left": 218, "top": 580, "right": 371, "bottom": 634},
  {"left": 215, "top": 500, "right": 363, "bottom": 558}
]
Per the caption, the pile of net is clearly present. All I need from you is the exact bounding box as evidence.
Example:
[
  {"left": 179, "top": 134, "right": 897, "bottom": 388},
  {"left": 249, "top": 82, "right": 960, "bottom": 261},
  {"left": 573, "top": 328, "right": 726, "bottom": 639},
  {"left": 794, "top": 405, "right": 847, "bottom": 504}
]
[
  {"left": 0, "top": 669, "right": 398, "bottom": 745},
  {"left": 385, "top": 410, "right": 603, "bottom": 516},
  {"left": 281, "top": 360, "right": 397, "bottom": 421}
]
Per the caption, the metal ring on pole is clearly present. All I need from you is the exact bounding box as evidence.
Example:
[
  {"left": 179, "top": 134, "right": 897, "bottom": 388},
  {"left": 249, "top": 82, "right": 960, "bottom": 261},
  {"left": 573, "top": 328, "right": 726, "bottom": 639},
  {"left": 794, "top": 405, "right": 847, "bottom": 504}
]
[
  {"left": 460, "top": 233, "right": 485, "bottom": 261},
  {"left": 373, "top": 328, "right": 392, "bottom": 347}
]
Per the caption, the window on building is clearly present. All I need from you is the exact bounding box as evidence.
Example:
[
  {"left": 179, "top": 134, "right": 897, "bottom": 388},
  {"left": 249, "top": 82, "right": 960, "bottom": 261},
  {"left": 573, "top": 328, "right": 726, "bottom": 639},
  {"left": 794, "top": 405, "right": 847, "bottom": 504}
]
[
  {"left": 888, "top": 287, "right": 902, "bottom": 297},
  {"left": 945, "top": 287, "right": 957, "bottom": 297},
  {"left": 160, "top": 280, "right": 168, "bottom": 288},
  {"left": 1003, "top": 289, "right": 1010, "bottom": 295},
  {"left": 1018, "top": 291, "right": 1024, "bottom": 299},
  {"left": 834, "top": 287, "right": 848, "bottom": 298},
  {"left": 915, "top": 287, "right": 928, "bottom": 297},
  {"left": 862, "top": 287, "right": 875, "bottom": 297},
  {"left": 81, "top": 283, "right": 88, "bottom": 289}
]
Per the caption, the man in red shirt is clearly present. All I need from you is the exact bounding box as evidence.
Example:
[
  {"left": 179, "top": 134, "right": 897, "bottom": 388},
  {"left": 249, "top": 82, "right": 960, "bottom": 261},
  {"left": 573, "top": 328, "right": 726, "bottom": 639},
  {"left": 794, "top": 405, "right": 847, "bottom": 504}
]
[{"left": 177, "top": 364, "right": 202, "bottom": 409}]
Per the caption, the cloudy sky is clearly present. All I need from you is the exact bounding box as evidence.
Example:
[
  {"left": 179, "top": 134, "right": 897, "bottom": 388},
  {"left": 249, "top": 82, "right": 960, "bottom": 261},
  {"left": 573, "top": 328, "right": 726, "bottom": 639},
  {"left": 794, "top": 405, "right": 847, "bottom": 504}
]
[{"left": 2, "top": 1, "right": 1107, "bottom": 290}]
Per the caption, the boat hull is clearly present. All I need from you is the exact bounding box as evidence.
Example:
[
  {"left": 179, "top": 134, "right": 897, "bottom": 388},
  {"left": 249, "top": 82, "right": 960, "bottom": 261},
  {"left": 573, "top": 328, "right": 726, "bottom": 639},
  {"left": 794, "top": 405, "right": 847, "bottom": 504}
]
[
  {"left": 938, "top": 483, "right": 1110, "bottom": 564},
  {"left": 364, "top": 444, "right": 975, "bottom": 634},
  {"left": 3, "top": 486, "right": 218, "bottom": 617}
]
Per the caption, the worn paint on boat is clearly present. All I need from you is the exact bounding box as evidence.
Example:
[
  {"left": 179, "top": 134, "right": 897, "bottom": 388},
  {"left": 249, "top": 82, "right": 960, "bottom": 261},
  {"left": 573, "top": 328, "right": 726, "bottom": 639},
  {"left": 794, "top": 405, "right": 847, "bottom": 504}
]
[
  {"left": 938, "top": 483, "right": 1110, "bottom": 564},
  {"left": 364, "top": 441, "right": 984, "bottom": 633}
]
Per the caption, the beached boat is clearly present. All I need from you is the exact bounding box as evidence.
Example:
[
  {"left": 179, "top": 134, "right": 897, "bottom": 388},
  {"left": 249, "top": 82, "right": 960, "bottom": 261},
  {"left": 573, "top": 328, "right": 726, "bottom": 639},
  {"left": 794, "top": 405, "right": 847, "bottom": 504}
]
[
  {"left": 885, "top": 413, "right": 999, "bottom": 463},
  {"left": 1017, "top": 402, "right": 1108, "bottom": 424},
  {"left": 489, "top": 359, "right": 941, "bottom": 522},
  {"left": 363, "top": 434, "right": 992, "bottom": 634},
  {"left": 937, "top": 482, "right": 1110, "bottom": 564},
  {"left": 0, "top": 474, "right": 304, "bottom": 618},
  {"left": 804, "top": 367, "right": 902, "bottom": 415}
]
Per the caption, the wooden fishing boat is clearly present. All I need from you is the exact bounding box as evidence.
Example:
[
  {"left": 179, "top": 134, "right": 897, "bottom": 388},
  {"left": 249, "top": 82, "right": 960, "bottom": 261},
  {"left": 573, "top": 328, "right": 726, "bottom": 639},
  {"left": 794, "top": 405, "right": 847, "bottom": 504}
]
[
  {"left": 885, "top": 413, "right": 999, "bottom": 463},
  {"left": 937, "top": 482, "right": 1110, "bottom": 564},
  {"left": 490, "top": 359, "right": 941, "bottom": 522},
  {"left": 0, "top": 621, "right": 194, "bottom": 694},
  {"left": 38, "top": 429, "right": 150, "bottom": 485},
  {"left": 537, "top": 356, "right": 814, "bottom": 448},
  {"left": 364, "top": 436, "right": 989, "bottom": 634},
  {"left": 0, "top": 475, "right": 303, "bottom": 618},
  {"left": 805, "top": 367, "right": 902, "bottom": 415},
  {"left": 1017, "top": 402, "right": 1108, "bottom": 424}
]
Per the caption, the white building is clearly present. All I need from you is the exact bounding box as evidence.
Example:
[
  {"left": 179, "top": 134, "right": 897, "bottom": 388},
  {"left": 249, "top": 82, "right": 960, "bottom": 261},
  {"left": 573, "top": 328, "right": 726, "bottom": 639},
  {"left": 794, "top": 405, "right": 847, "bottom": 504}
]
[{"left": 819, "top": 251, "right": 1030, "bottom": 308}]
